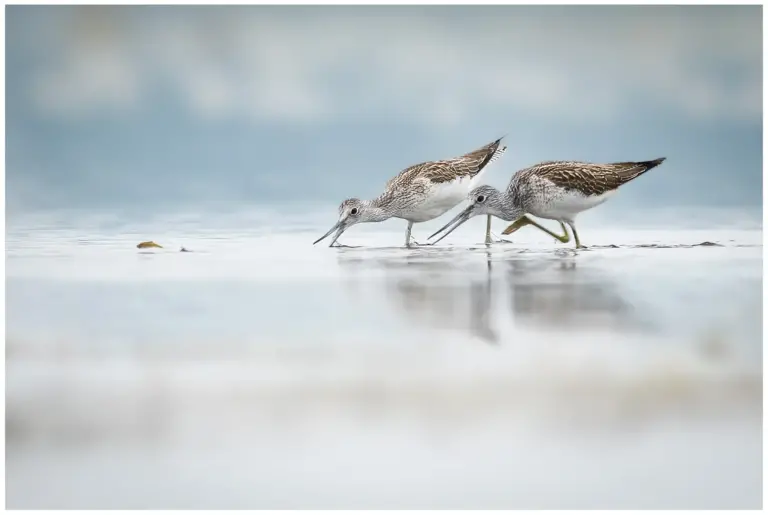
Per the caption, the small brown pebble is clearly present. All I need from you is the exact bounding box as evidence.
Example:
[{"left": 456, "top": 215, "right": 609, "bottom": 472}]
[{"left": 137, "top": 241, "right": 163, "bottom": 249}]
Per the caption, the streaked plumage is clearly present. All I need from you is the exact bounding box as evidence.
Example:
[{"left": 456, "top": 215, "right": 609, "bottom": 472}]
[
  {"left": 428, "top": 157, "right": 666, "bottom": 248},
  {"left": 512, "top": 159, "right": 664, "bottom": 198},
  {"left": 314, "top": 137, "right": 507, "bottom": 247}
]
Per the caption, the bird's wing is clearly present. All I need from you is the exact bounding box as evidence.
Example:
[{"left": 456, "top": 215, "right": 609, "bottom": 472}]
[
  {"left": 443, "top": 137, "right": 507, "bottom": 183},
  {"left": 384, "top": 161, "right": 432, "bottom": 192},
  {"left": 385, "top": 137, "right": 507, "bottom": 191},
  {"left": 532, "top": 159, "right": 664, "bottom": 197}
]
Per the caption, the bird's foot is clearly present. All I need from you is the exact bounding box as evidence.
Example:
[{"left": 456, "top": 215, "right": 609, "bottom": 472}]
[
  {"left": 407, "top": 239, "right": 435, "bottom": 248},
  {"left": 484, "top": 233, "right": 513, "bottom": 245},
  {"left": 490, "top": 232, "right": 514, "bottom": 244}
]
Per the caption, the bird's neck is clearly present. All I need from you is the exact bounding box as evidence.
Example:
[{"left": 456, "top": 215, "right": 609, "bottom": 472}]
[
  {"left": 498, "top": 191, "right": 524, "bottom": 221},
  {"left": 364, "top": 198, "right": 392, "bottom": 223}
]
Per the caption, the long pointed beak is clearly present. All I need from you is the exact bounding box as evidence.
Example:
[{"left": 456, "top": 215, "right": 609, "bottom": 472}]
[
  {"left": 313, "top": 221, "right": 340, "bottom": 245},
  {"left": 313, "top": 220, "right": 348, "bottom": 246},
  {"left": 428, "top": 205, "right": 476, "bottom": 244}
]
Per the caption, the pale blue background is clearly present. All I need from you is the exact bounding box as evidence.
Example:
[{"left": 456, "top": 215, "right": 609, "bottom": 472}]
[{"left": 5, "top": 5, "right": 763, "bottom": 217}]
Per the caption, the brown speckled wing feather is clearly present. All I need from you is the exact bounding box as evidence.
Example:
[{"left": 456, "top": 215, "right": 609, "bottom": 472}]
[
  {"left": 387, "top": 137, "right": 507, "bottom": 190},
  {"left": 445, "top": 137, "right": 506, "bottom": 181},
  {"left": 533, "top": 158, "right": 666, "bottom": 197}
]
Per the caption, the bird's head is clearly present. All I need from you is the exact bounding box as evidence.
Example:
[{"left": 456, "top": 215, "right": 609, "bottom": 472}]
[
  {"left": 428, "top": 186, "right": 518, "bottom": 243},
  {"left": 313, "top": 198, "right": 380, "bottom": 246}
]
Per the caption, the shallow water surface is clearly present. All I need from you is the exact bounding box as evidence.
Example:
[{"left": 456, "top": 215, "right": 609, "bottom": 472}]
[{"left": 5, "top": 212, "right": 763, "bottom": 509}]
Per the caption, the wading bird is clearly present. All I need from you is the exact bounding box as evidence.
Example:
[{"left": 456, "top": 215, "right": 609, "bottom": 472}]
[
  {"left": 313, "top": 137, "right": 508, "bottom": 248},
  {"left": 428, "top": 158, "right": 666, "bottom": 248}
]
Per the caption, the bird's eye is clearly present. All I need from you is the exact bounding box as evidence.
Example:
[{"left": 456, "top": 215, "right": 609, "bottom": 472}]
[
  {"left": 350, "top": 208, "right": 359, "bottom": 215},
  {"left": 477, "top": 195, "right": 486, "bottom": 203}
]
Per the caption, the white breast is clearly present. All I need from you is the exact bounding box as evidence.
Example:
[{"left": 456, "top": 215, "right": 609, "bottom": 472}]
[
  {"left": 402, "top": 172, "right": 488, "bottom": 223},
  {"left": 404, "top": 176, "right": 469, "bottom": 222}
]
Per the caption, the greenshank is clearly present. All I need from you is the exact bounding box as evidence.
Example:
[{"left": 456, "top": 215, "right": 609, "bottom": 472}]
[
  {"left": 428, "top": 158, "right": 666, "bottom": 248},
  {"left": 313, "top": 137, "right": 507, "bottom": 248}
]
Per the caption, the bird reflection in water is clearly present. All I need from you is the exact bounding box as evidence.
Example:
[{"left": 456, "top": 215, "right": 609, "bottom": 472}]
[
  {"left": 336, "top": 250, "right": 498, "bottom": 344},
  {"left": 505, "top": 256, "right": 640, "bottom": 332},
  {"left": 336, "top": 248, "right": 647, "bottom": 345}
]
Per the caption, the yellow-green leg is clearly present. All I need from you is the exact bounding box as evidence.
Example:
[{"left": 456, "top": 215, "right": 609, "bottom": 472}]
[
  {"left": 567, "top": 222, "right": 585, "bottom": 249},
  {"left": 502, "top": 215, "right": 571, "bottom": 244}
]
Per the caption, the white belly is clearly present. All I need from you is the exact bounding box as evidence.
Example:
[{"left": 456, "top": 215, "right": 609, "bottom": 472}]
[
  {"left": 529, "top": 189, "right": 616, "bottom": 221},
  {"left": 404, "top": 174, "right": 482, "bottom": 222}
]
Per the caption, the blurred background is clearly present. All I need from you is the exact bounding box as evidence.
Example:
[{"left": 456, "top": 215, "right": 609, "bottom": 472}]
[
  {"left": 5, "top": 5, "right": 762, "bottom": 217},
  {"left": 5, "top": 5, "right": 763, "bottom": 509}
]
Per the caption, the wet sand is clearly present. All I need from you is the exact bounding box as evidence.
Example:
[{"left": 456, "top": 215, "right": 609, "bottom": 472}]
[{"left": 5, "top": 213, "right": 763, "bottom": 508}]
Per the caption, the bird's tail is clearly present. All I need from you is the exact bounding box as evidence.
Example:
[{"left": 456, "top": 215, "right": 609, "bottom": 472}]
[
  {"left": 473, "top": 136, "right": 508, "bottom": 173},
  {"left": 613, "top": 157, "right": 666, "bottom": 183}
]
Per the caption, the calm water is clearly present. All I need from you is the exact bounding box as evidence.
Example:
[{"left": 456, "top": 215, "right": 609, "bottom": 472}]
[{"left": 5, "top": 208, "right": 763, "bottom": 509}]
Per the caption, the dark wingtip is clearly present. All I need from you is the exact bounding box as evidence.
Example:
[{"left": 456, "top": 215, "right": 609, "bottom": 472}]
[
  {"left": 474, "top": 135, "right": 508, "bottom": 173},
  {"left": 643, "top": 157, "right": 666, "bottom": 170}
]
